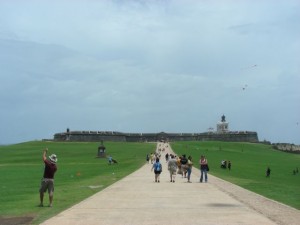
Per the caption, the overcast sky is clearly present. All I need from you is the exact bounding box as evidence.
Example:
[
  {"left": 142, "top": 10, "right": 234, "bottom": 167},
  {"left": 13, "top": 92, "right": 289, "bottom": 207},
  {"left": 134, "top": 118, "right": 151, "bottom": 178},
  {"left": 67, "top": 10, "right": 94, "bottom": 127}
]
[{"left": 0, "top": 0, "right": 299, "bottom": 145}]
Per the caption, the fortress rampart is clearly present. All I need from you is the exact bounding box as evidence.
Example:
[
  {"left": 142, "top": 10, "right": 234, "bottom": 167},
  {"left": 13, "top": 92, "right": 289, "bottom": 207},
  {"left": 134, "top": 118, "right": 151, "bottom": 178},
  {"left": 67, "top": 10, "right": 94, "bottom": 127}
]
[
  {"left": 53, "top": 130, "right": 259, "bottom": 143},
  {"left": 272, "top": 143, "right": 300, "bottom": 154},
  {"left": 53, "top": 115, "right": 259, "bottom": 143}
]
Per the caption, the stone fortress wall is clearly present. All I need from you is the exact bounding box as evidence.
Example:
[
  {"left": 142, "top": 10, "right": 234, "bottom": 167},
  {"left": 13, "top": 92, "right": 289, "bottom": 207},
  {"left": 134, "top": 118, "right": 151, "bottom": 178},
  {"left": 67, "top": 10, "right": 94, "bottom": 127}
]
[
  {"left": 53, "top": 115, "right": 259, "bottom": 143},
  {"left": 53, "top": 130, "right": 259, "bottom": 143},
  {"left": 272, "top": 143, "right": 300, "bottom": 154}
]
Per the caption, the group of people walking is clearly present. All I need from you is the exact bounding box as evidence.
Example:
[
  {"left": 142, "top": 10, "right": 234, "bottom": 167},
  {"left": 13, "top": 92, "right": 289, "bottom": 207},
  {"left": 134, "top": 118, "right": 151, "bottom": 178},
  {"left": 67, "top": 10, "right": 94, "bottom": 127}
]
[{"left": 150, "top": 144, "right": 209, "bottom": 183}]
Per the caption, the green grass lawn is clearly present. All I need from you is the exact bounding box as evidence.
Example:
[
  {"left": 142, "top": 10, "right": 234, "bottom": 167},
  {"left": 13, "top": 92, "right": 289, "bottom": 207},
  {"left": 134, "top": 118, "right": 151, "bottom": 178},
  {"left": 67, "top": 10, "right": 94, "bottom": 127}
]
[
  {"left": 0, "top": 141, "right": 156, "bottom": 224},
  {"left": 171, "top": 141, "right": 300, "bottom": 209},
  {"left": 1, "top": 141, "right": 299, "bottom": 225}
]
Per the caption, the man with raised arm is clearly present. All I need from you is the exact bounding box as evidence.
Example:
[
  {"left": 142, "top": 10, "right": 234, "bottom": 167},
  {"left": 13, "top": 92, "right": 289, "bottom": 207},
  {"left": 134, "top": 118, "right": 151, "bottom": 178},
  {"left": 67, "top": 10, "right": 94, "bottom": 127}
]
[{"left": 39, "top": 148, "right": 58, "bottom": 207}]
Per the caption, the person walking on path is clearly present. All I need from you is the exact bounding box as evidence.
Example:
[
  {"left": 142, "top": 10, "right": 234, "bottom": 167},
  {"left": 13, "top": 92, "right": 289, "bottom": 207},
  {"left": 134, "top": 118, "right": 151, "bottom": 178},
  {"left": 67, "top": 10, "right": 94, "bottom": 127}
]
[
  {"left": 165, "top": 153, "right": 169, "bottom": 162},
  {"left": 180, "top": 154, "right": 188, "bottom": 178},
  {"left": 150, "top": 153, "right": 155, "bottom": 164},
  {"left": 199, "top": 155, "right": 208, "bottom": 183},
  {"left": 168, "top": 155, "right": 177, "bottom": 183},
  {"left": 151, "top": 158, "right": 162, "bottom": 182},
  {"left": 39, "top": 148, "right": 58, "bottom": 207},
  {"left": 187, "top": 156, "right": 193, "bottom": 183}
]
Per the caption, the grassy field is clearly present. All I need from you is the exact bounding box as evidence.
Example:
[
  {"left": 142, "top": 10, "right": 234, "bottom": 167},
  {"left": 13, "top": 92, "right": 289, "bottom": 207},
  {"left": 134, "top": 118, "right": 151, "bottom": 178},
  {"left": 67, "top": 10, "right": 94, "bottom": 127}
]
[
  {"left": 0, "top": 141, "right": 156, "bottom": 224},
  {"left": 171, "top": 141, "right": 300, "bottom": 209},
  {"left": 1, "top": 141, "right": 299, "bottom": 224}
]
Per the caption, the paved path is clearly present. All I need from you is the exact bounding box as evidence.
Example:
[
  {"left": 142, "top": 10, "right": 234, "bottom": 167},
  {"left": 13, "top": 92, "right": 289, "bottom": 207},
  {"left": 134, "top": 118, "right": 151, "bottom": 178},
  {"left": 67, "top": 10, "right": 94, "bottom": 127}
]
[{"left": 40, "top": 143, "right": 299, "bottom": 225}]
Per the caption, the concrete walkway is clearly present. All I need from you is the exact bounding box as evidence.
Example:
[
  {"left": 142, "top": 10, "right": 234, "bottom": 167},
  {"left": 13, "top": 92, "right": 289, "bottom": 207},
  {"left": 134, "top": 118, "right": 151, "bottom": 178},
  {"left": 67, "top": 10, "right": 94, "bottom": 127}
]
[{"left": 40, "top": 143, "right": 299, "bottom": 225}]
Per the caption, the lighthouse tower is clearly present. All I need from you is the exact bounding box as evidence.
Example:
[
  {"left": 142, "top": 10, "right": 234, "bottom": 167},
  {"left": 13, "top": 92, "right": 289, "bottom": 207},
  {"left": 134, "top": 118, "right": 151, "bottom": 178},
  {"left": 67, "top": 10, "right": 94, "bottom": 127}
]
[{"left": 217, "top": 115, "right": 229, "bottom": 133}]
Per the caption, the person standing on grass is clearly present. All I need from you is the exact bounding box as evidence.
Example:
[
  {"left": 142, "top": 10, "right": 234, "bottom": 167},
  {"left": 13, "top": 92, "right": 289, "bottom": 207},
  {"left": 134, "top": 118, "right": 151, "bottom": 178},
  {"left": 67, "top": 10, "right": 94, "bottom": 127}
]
[
  {"left": 108, "top": 155, "right": 113, "bottom": 165},
  {"left": 199, "top": 155, "right": 208, "bottom": 183},
  {"left": 266, "top": 166, "right": 271, "bottom": 177},
  {"left": 151, "top": 158, "right": 162, "bottom": 182},
  {"left": 228, "top": 161, "right": 232, "bottom": 171},
  {"left": 168, "top": 155, "right": 177, "bottom": 183},
  {"left": 39, "top": 148, "right": 57, "bottom": 207}
]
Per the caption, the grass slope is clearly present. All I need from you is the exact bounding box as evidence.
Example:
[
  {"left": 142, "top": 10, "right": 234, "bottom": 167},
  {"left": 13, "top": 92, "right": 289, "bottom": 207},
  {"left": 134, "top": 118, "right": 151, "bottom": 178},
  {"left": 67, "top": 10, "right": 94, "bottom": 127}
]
[
  {"left": 171, "top": 141, "right": 300, "bottom": 209},
  {"left": 1, "top": 141, "right": 299, "bottom": 225},
  {"left": 0, "top": 141, "right": 156, "bottom": 224}
]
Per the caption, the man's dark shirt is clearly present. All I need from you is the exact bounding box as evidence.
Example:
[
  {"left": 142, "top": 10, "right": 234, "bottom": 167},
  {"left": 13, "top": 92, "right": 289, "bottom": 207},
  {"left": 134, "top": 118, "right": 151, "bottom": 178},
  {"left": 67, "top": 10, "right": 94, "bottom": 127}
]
[{"left": 43, "top": 160, "right": 57, "bottom": 179}]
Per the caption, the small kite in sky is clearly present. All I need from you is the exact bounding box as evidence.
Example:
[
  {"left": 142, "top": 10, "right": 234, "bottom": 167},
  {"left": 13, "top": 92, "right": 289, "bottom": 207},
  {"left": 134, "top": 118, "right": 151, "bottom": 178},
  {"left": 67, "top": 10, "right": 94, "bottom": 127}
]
[
  {"left": 242, "top": 84, "right": 248, "bottom": 90},
  {"left": 241, "top": 64, "right": 258, "bottom": 70}
]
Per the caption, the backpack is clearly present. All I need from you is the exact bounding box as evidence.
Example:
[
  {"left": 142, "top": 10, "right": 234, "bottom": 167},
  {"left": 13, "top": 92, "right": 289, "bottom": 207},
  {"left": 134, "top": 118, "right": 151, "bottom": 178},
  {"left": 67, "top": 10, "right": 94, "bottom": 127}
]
[
  {"left": 155, "top": 162, "right": 161, "bottom": 172},
  {"left": 181, "top": 158, "right": 188, "bottom": 165}
]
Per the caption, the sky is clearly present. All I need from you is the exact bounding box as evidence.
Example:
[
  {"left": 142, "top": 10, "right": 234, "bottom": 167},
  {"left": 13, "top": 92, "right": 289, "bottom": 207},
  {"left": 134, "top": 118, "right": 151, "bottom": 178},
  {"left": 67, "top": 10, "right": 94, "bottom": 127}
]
[{"left": 0, "top": 0, "right": 299, "bottom": 145}]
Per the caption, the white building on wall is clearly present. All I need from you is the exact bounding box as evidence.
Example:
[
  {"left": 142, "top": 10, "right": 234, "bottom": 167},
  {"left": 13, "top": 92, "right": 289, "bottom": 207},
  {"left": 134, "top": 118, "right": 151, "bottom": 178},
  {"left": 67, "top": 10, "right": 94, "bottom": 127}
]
[{"left": 217, "top": 114, "right": 229, "bottom": 133}]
